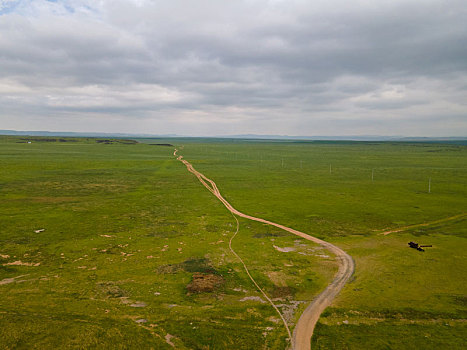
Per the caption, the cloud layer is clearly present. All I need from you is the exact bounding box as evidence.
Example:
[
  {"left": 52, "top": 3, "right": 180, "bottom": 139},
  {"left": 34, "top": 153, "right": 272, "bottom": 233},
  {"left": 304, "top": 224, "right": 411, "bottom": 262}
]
[{"left": 1, "top": 0, "right": 466, "bottom": 135}]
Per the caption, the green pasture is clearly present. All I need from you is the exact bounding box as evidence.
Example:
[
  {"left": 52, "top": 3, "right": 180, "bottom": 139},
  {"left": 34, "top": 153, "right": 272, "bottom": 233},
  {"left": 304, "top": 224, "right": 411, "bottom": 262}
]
[
  {"left": 1, "top": 136, "right": 332, "bottom": 349},
  {"left": 176, "top": 139, "right": 467, "bottom": 349},
  {"left": 1, "top": 136, "right": 466, "bottom": 349},
  {"left": 178, "top": 140, "right": 466, "bottom": 237}
]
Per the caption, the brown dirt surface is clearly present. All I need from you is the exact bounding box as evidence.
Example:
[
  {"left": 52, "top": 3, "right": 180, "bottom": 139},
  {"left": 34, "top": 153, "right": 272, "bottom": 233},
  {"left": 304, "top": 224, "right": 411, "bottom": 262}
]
[
  {"left": 272, "top": 286, "right": 296, "bottom": 299},
  {"left": 186, "top": 273, "right": 224, "bottom": 293},
  {"left": 2, "top": 260, "right": 40, "bottom": 267}
]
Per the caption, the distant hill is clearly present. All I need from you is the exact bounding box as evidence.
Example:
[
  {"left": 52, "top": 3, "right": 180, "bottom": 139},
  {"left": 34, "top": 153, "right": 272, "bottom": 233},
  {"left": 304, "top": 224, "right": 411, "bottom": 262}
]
[
  {"left": 1, "top": 129, "right": 465, "bottom": 143},
  {"left": 0, "top": 129, "right": 178, "bottom": 138},
  {"left": 217, "top": 134, "right": 400, "bottom": 141}
]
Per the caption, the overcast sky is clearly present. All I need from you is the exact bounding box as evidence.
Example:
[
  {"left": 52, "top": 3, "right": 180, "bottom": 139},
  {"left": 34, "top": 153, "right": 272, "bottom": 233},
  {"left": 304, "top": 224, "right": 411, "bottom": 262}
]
[{"left": 1, "top": 0, "right": 466, "bottom": 136}]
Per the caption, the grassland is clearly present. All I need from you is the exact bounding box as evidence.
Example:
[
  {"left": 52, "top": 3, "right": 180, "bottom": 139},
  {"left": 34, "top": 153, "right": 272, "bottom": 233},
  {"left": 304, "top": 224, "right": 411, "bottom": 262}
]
[
  {"left": 176, "top": 139, "right": 467, "bottom": 349},
  {"left": 1, "top": 136, "right": 466, "bottom": 349},
  {"left": 0, "top": 136, "right": 335, "bottom": 349}
]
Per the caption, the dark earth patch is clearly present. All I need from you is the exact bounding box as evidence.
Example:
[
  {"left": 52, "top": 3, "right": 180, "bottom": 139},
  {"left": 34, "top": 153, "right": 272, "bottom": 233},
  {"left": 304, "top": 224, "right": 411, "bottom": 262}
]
[{"left": 186, "top": 273, "right": 224, "bottom": 294}]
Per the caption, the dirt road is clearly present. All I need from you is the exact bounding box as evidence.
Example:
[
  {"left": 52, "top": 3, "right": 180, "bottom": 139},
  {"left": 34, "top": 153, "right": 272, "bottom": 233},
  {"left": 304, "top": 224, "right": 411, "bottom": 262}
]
[{"left": 174, "top": 149, "right": 354, "bottom": 350}]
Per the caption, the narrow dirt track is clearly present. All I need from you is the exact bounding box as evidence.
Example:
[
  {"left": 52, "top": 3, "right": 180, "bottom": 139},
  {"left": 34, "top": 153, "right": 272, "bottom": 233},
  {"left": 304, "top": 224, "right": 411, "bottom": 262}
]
[
  {"left": 381, "top": 212, "right": 467, "bottom": 235},
  {"left": 174, "top": 149, "right": 354, "bottom": 350},
  {"left": 228, "top": 213, "right": 292, "bottom": 340}
]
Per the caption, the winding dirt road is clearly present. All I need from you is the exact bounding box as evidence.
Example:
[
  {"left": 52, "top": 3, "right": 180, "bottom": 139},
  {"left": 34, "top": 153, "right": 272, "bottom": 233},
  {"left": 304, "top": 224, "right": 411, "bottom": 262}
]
[{"left": 174, "top": 149, "right": 354, "bottom": 350}]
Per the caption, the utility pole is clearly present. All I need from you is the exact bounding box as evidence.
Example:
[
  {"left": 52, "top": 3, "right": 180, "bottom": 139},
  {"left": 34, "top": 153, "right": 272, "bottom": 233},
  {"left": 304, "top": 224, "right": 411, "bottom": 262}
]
[{"left": 428, "top": 177, "right": 431, "bottom": 193}]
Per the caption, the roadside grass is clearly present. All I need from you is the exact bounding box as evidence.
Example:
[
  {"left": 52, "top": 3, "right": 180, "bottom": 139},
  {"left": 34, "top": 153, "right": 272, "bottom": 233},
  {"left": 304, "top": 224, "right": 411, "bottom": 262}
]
[
  {"left": 311, "top": 322, "right": 466, "bottom": 350},
  {"left": 176, "top": 140, "right": 466, "bottom": 348},
  {"left": 333, "top": 231, "right": 466, "bottom": 315},
  {"left": 1, "top": 136, "right": 337, "bottom": 349},
  {"left": 1, "top": 136, "right": 465, "bottom": 348},
  {"left": 310, "top": 222, "right": 467, "bottom": 349},
  {"left": 179, "top": 141, "right": 467, "bottom": 238}
]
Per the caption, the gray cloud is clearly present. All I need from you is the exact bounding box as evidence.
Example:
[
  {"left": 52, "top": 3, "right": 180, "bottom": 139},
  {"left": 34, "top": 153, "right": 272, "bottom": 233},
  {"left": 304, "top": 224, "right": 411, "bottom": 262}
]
[{"left": 0, "top": 0, "right": 466, "bottom": 136}]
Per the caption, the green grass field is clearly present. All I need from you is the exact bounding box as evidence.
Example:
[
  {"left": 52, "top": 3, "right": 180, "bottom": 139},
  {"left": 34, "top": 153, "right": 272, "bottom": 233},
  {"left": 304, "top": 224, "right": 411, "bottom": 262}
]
[{"left": 1, "top": 136, "right": 466, "bottom": 349}]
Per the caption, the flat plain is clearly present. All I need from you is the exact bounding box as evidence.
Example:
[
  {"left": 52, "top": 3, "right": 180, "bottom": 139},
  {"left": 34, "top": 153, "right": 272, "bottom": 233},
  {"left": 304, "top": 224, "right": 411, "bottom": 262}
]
[{"left": 1, "top": 136, "right": 466, "bottom": 349}]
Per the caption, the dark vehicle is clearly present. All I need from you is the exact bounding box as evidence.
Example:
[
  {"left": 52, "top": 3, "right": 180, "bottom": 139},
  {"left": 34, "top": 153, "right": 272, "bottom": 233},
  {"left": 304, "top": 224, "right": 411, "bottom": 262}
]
[{"left": 408, "top": 241, "right": 433, "bottom": 252}]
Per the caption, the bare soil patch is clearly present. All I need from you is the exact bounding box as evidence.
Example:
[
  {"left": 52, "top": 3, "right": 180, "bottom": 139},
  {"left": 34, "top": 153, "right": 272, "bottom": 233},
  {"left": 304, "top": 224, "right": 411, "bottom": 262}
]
[
  {"left": 240, "top": 296, "right": 266, "bottom": 303},
  {"left": 3, "top": 260, "right": 40, "bottom": 267},
  {"left": 272, "top": 286, "right": 296, "bottom": 299},
  {"left": 186, "top": 273, "right": 224, "bottom": 293},
  {"left": 273, "top": 245, "right": 296, "bottom": 253}
]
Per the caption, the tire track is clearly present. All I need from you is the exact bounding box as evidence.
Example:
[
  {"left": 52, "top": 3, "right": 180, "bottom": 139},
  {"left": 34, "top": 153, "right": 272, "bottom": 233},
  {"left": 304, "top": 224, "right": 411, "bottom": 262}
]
[
  {"left": 228, "top": 213, "right": 292, "bottom": 341},
  {"left": 174, "top": 149, "right": 354, "bottom": 350},
  {"left": 380, "top": 212, "right": 467, "bottom": 235}
]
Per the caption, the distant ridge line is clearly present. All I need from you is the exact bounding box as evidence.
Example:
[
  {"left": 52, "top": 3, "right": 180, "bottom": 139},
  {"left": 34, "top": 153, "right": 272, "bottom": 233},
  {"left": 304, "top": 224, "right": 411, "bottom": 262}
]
[{"left": 1, "top": 130, "right": 466, "bottom": 142}]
